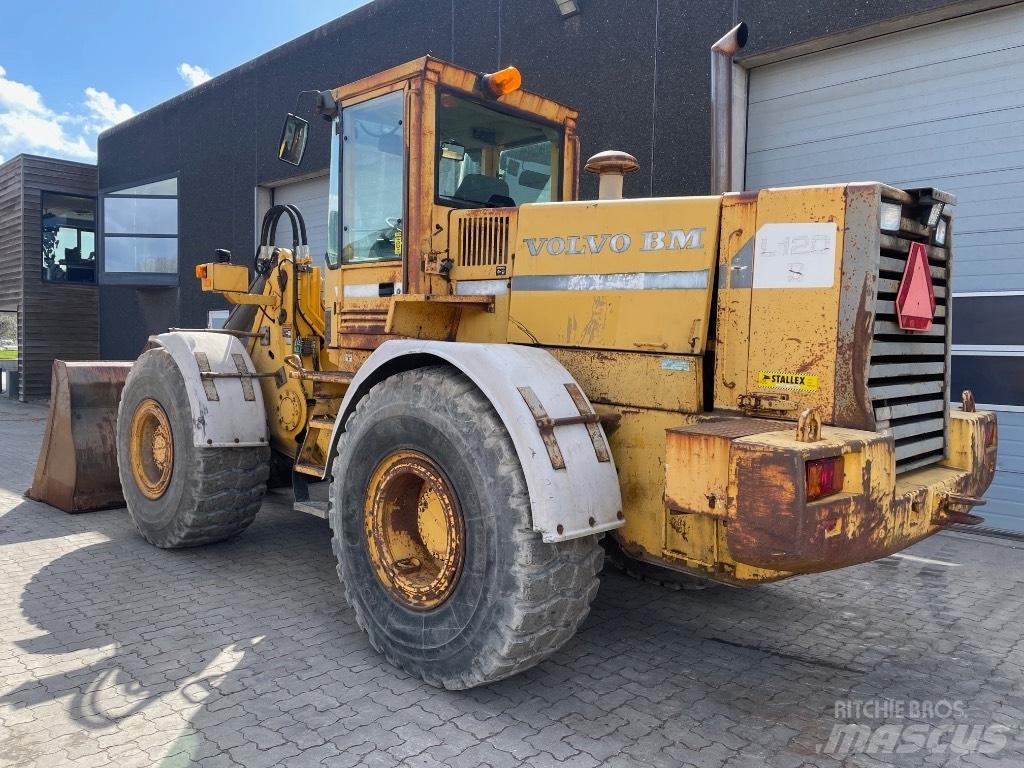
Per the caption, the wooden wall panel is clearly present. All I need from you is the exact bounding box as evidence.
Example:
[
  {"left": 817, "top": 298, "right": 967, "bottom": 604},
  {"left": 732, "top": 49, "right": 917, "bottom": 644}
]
[
  {"left": 0, "top": 158, "right": 22, "bottom": 314},
  {"left": 16, "top": 156, "right": 98, "bottom": 400}
]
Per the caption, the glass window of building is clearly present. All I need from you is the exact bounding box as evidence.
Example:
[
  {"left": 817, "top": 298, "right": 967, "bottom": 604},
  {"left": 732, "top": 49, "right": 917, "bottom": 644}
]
[
  {"left": 102, "top": 177, "right": 179, "bottom": 277},
  {"left": 41, "top": 193, "right": 97, "bottom": 284}
]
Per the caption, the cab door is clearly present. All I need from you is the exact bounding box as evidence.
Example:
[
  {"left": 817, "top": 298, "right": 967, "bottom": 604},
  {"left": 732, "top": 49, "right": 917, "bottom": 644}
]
[{"left": 331, "top": 87, "right": 408, "bottom": 351}]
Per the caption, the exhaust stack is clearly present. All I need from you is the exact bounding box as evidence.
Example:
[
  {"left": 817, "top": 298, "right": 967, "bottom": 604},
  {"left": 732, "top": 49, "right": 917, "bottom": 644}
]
[
  {"left": 710, "top": 22, "right": 748, "bottom": 195},
  {"left": 585, "top": 150, "right": 640, "bottom": 200}
]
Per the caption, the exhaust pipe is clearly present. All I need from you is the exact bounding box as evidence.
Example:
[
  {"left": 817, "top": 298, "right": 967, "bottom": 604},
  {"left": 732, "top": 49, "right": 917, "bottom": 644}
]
[
  {"left": 585, "top": 150, "right": 640, "bottom": 200},
  {"left": 710, "top": 22, "right": 748, "bottom": 195}
]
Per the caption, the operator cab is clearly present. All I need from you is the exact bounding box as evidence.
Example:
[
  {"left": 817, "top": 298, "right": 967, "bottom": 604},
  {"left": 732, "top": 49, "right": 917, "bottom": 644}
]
[{"left": 278, "top": 57, "right": 579, "bottom": 353}]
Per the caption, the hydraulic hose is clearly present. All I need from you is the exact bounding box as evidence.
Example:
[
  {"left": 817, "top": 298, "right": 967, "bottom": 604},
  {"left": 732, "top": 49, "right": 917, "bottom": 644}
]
[{"left": 225, "top": 204, "right": 309, "bottom": 332}]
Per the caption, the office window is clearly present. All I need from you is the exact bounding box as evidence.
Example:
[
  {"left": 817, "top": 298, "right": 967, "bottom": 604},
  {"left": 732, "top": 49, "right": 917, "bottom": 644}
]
[
  {"left": 102, "top": 178, "right": 178, "bottom": 276},
  {"left": 41, "top": 193, "right": 97, "bottom": 284}
]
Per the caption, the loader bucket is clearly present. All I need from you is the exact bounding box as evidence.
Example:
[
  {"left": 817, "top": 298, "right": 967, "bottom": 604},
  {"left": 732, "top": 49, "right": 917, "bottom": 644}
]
[{"left": 27, "top": 360, "right": 133, "bottom": 513}]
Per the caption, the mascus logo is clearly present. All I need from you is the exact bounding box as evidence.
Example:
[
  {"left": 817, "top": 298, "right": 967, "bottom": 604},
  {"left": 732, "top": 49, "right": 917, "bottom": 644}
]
[{"left": 523, "top": 228, "right": 705, "bottom": 257}]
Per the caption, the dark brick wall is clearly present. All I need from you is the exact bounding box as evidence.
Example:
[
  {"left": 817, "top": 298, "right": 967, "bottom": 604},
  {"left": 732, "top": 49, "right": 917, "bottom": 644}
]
[{"left": 96, "top": 0, "right": 975, "bottom": 358}]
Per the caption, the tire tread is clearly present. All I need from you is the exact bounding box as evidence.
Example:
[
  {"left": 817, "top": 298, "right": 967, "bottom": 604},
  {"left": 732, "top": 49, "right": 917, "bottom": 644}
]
[
  {"left": 117, "top": 347, "right": 269, "bottom": 549},
  {"left": 328, "top": 366, "right": 603, "bottom": 689}
]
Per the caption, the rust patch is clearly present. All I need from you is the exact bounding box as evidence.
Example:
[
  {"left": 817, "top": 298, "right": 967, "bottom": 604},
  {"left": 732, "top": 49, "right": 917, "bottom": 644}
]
[
  {"left": 667, "top": 515, "right": 691, "bottom": 538},
  {"left": 667, "top": 417, "right": 792, "bottom": 440},
  {"left": 28, "top": 361, "right": 133, "bottom": 513},
  {"left": 833, "top": 183, "right": 880, "bottom": 430},
  {"left": 363, "top": 450, "right": 465, "bottom": 610},
  {"left": 726, "top": 190, "right": 759, "bottom": 203},
  {"left": 338, "top": 307, "right": 388, "bottom": 336},
  {"left": 727, "top": 447, "right": 886, "bottom": 573},
  {"left": 727, "top": 417, "right": 998, "bottom": 574},
  {"left": 835, "top": 273, "right": 877, "bottom": 428},
  {"left": 335, "top": 332, "right": 400, "bottom": 351},
  {"left": 562, "top": 383, "right": 612, "bottom": 463},
  {"left": 795, "top": 409, "right": 822, "bottom": 443},
  {"left": 516, "top": 386, "right": 565, "bottom": 470}
]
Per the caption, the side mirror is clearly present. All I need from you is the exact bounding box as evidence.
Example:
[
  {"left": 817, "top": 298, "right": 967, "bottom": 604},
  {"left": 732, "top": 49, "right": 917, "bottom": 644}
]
[
  {"left": 278, "top": 113, "right": 310, "bottom": 166},
  {"left": 440, "top": 140, "right": 466, "bottom": 162}
]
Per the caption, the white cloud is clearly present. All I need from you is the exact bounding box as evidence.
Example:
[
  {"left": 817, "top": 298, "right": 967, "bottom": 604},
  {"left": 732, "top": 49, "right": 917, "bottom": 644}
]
[
  {"left": 0, "top": 65, "right": 135, "bottom": 162},
  {"left": 177, "top": 63, "right": 212, "bottom": 89},
  {"left": 0, "top": 65, "right": 46, "bottom": 114},
  {"left": 83, "top": 87, "right": 136, "bottom": 132},
  {"left": 0, "top": 111, "right": 92, "bottom": 159}
]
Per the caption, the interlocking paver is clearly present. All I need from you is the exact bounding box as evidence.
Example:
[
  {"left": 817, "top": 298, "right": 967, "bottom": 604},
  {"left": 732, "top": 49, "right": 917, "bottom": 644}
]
[
  {"left": 2, "top": 397, "right": 1024, "bottom": 767},
  {"left": 385, "top": 722, "right": 443, "bottom": 760},
  {"left": 227, "top": 740, "right": 301, "bottom": 767},
  {"left": 277, "top": 720, "right": 328, "bottom": 750}
]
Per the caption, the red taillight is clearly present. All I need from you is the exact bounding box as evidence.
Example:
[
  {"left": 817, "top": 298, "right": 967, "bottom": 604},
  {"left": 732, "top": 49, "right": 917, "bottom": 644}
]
[
  {"left": 985, "top": 419, "right": 997, "bottom": 448},
  {"left": 806, "top": 456, "right": 844, "bottom": 501}
]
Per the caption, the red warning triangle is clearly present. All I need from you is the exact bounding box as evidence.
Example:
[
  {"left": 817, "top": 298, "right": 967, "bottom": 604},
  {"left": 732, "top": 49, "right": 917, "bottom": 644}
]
[{"left": 895, "top": 242, "right": 936, "bottom": 331}]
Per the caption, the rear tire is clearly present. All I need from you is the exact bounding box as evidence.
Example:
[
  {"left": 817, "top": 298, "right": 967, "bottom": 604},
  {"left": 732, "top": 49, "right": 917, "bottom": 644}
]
[
  {"left": 603, "top": 537, "right": 717, "bottom": 590},
  {"left": 329, "top": 366, "right": 604, "bottom": 689},
  {"left": 116, "top": 347, "right": 270, "bottom": 548}
]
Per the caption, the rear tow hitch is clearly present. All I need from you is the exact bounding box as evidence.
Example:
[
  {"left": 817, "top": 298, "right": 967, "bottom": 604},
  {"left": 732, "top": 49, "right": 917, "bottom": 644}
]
[{"left": 933, "top": 493, "right": 986, "bottom": 527}]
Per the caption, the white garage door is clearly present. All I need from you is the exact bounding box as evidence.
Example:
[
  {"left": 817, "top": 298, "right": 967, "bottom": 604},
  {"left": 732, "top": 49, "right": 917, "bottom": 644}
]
[
  {"left": 745, "top": 4, "right": 1024, "bottom": 532},
  {"left": 272, "top": 175, "right": 329, "bottom": 265}
]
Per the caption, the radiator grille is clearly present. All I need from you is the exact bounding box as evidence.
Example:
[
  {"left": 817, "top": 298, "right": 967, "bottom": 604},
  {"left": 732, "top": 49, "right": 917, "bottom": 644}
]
[
  {"left": 869, "top": 206, "right": 951, "bottom": 473},
  {"left": 456, "top": 213, "right": 511, "bottom": 268}
]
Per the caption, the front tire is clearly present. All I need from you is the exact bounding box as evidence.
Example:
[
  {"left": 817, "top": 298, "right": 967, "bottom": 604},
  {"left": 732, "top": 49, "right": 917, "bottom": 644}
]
[
  {"left": 329, "top": 366, "right": 604, "bottom": 689},
  {"left": 116, "top": 347, "right": 270, "bottom": 548}
]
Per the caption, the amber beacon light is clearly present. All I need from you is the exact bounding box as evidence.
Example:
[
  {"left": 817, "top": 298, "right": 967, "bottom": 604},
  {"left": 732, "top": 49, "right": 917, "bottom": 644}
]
[{"left": 481, "top": 66, "right": 522, "bottom": 97}]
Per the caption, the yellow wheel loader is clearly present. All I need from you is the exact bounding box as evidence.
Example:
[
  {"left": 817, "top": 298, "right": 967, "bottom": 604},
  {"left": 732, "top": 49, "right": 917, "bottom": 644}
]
[{"left": 30, "top": 25, "right": 997, "bottom": 689}]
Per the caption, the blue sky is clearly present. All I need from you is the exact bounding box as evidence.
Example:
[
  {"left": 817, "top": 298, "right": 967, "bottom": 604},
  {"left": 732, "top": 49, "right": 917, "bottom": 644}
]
[{"left": 0, "top": 0, "right": 369, "bottom": 164}]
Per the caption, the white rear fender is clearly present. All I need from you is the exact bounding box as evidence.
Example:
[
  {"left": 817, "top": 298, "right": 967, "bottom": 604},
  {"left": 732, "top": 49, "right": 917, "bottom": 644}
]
[
  {"left": 148, "top": 331, "right": 269, "bottom": 449},
  {"left": 326, "top": 340, "right": 624, "bottom": 543}
]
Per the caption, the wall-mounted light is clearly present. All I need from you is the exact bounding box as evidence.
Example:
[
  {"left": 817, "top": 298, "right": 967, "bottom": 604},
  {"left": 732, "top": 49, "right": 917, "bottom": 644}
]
[{"left": 555, "top": 0, "right": 579, "bottom": 18}]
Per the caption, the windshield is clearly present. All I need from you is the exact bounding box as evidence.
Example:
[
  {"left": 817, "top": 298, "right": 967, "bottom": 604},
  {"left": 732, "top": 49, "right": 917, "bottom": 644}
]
[{"left": 436, "top": 93, "right": 562, "bottom": 208}]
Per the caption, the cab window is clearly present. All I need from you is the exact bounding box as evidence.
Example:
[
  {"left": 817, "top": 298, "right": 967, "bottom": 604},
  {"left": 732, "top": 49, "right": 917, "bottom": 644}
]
[
  {"left": 436, "top": 93, "right": 561, "bottom": 208},
  {"left": 341, "top": 90, "right": 404, "bottom": 264}
]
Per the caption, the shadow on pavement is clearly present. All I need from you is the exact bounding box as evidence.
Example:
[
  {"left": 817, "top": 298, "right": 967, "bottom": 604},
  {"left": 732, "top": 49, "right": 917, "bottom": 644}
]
[{"left": 2, "top": 490, "right": 1021, "bottom": 765}]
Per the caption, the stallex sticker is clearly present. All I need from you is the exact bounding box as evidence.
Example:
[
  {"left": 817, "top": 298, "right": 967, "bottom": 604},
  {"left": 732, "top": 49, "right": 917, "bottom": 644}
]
[{"left": 757, "top": 371, "right": 819, "bottom": 391}]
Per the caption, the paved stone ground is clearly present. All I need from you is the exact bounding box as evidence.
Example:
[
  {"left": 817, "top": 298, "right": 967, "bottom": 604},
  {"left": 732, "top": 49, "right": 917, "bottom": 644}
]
[{"left": 1, "top": 397, "right": 1023, "bottom": 768}]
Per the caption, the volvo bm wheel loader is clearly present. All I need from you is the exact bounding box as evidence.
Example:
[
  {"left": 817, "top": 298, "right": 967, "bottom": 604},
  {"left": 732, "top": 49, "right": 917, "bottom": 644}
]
[{"left": 30, "top": 25, "right": 997, "bottom": 689}]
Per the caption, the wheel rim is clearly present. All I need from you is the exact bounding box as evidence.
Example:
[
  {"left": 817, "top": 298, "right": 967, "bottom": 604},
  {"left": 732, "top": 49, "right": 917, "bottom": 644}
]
[
  {"left": 364, "top": 450, "right": 465, "bottom": 611},
  {"left": 129, "top": 398, "right": 174, "bottom": 500}
]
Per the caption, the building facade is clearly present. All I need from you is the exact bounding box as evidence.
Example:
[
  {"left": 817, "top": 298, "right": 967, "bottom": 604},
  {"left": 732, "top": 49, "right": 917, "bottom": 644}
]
[
  {"left": 95, "top": 0, "right": 1024, "bottom": 529},
  {"left": 0, "top": 155, "right": 99, "bottom": 400}
]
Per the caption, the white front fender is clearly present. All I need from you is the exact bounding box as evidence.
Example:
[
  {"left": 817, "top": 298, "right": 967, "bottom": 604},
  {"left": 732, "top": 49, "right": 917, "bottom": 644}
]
[
  {"left": 326, "top": 340, "right": 624, "bottom": 543},
  {"left": 150, "top": 331, "right": 269, "bottom": 449}
]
